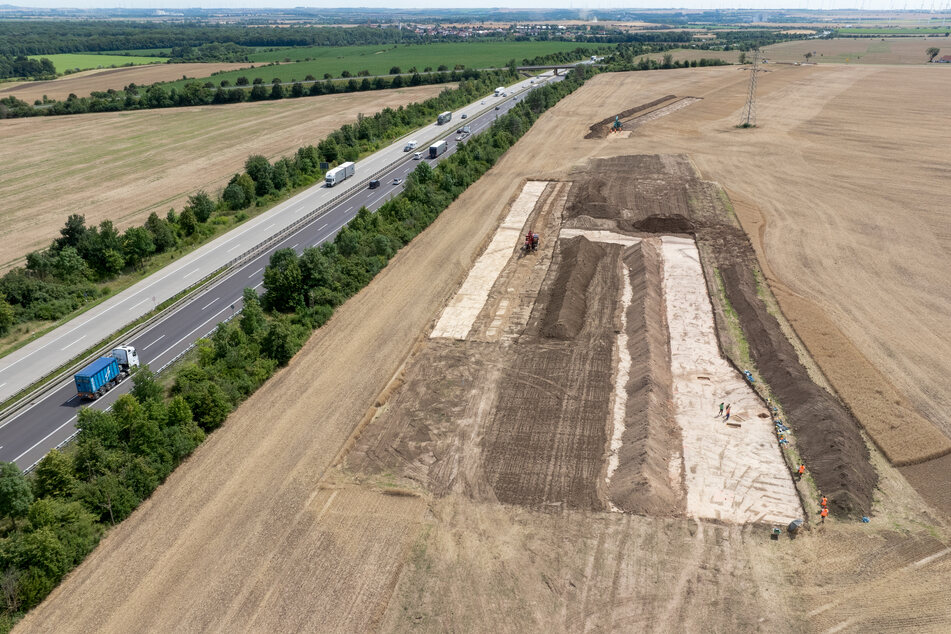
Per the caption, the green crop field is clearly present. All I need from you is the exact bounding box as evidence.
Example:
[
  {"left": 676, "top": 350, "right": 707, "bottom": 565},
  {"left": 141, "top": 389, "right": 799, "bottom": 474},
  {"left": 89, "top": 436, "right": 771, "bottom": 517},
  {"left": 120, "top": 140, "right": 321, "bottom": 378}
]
[
  {"left": 248, "top": 40, "right": 599, "bottom": 65},
  {"left": 30, "top": 53, "right": 169, "bottom": 73},
  {"left": 161, "top": 41, "right": 605, "bottom": 90}
]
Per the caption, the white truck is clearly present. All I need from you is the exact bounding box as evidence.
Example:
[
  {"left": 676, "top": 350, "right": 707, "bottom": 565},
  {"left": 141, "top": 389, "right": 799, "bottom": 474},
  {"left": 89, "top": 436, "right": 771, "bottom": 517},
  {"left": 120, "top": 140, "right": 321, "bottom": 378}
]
[
  {"left": 437, "top": 111, "right": 452, "bottom": 125},
  {"left": 494, "top": 86, "right": 504, "bottom": 96},
  {"left": 428, "top": 140, "right": 448, "bottom": 159},
  {"left": 325, "top": 161, "right": 355, "bottom": 187},
  {"left": 404, "top": 140, "right": 417, "bottom": 152}
]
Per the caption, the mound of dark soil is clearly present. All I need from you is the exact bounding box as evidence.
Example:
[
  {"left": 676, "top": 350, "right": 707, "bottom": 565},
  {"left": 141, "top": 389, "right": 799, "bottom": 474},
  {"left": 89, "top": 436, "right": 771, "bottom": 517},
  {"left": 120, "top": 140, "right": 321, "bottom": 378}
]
[
  {"left": 541, "top": 236, "right": 605, "bottom": 340},
  {"left": 568, "top": 154, "right": 878, "bottom": 518},
  {"left": 719, "top": 264, "right": 876, "bottom": 516},
  {"left": 585, "top": 95, "right": 677, "bottom": 139},
  {"left": 622, "top": 214, "right": 695, "bottom": 234},
  {"left": 608, "top": 240, "right": 684, "bottom": 515}
]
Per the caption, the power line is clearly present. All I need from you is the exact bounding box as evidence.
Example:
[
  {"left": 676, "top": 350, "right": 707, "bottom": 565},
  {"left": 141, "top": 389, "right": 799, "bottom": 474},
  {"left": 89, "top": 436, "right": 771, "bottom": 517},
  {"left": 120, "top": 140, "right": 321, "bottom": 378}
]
[{"left": 740, "top": 47, "right": 760, "bottom": 128}]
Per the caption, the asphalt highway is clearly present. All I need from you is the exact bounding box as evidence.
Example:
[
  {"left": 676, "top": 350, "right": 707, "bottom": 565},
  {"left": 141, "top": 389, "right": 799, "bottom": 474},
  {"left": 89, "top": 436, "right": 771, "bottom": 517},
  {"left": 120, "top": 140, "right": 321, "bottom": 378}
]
[
  {"left": 0, "top": 73, "right": 549, "bottom": 404},
  {"left": 0, "top": 73, "right": 561, "bottom": 470}
]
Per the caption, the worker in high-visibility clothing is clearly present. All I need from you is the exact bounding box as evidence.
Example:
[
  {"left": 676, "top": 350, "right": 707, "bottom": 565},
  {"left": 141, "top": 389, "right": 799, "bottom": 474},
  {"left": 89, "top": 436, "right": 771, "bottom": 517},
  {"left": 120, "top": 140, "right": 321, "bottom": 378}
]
[
  {"left": 797, "top": 464, "right": 805, "bottom": 480},
  {"left": 821, "top": 496, "right": 828, "bottom": 507},
  {"left": 820, "top": 507, "right": 829, "bottom": 523}
]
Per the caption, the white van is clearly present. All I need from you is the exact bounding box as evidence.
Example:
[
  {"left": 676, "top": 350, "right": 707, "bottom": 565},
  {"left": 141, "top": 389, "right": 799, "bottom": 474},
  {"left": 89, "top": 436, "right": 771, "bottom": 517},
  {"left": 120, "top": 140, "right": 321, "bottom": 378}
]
[
  {"left": 413, "top": 151, "right": 423, "bottom": 160},
  {"left": 404, "top": 140, "right": 417, "bottom": 152}
]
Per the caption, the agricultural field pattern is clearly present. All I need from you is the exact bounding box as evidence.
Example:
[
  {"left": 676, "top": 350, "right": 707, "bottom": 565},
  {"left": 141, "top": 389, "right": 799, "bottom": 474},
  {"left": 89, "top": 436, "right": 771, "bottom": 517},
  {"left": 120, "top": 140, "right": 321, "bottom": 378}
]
[{"left": 16, "top": 63, "right": 951, "bottom": 633}]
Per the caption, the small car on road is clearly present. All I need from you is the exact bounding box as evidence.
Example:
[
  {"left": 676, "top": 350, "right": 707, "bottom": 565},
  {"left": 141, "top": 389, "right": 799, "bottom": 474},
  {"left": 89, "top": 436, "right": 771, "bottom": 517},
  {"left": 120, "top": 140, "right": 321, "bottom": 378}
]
[
  {"left": 461, "top": 113, "right": 468, "bottom": 119},
  {"left": 368, "top": 179, "right": 380, "bottom": 189},
  {"left": 392, "top": 177, "right": 403, "bottom": 186}
]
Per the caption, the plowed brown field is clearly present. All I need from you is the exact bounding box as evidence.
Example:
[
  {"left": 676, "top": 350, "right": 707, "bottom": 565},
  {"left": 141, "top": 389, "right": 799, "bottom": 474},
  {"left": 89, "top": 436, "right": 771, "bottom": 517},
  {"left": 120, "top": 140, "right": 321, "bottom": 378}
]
[
  {"left": 0, "top": 84, "right": 447, "bottom": 269},
  {"left": 18, "top": 66, "right": 951, "bottom": 632}
]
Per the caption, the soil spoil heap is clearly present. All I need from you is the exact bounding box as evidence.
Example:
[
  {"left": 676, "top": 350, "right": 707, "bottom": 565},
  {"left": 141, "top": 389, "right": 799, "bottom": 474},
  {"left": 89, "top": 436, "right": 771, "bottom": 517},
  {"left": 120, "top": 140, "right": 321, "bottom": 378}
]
[
  {"left": 608, "top": 240, "right": 683, "bottom": 515},
  {"left": 565, "top": 155, "right": 877, "bottom": 516},
  {"left": 585, "top": 95, "right": 676, "bottom": 139}
]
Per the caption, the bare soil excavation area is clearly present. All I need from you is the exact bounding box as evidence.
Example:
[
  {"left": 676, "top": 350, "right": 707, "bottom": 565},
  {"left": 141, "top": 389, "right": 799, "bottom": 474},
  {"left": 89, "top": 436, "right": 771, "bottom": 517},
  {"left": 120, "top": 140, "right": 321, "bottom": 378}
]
[
  {"left": 0, "top": 84, "right": 447, "bottom": 269},
  {"left": 20, "top": 66, "right": 951, "bottom": 633}
]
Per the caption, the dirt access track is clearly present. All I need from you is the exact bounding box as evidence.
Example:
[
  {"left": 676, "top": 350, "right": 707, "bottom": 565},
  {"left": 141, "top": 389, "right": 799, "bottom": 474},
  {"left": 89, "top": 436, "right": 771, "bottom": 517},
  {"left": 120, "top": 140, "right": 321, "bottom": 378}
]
[
  {"left": 0, "top": 84, "right": 447, "bottom": 269},
  {"left": 21, "top": 67, "right": 951, "bottom": 633}
]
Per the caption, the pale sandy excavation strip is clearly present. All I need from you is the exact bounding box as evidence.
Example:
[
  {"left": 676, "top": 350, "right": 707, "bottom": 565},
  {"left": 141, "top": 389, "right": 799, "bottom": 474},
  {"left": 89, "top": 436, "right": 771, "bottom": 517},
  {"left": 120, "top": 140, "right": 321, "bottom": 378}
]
[
  {"left": 661, "top": 235, "right": 801, "bottom": 524},
  {"left": 628, "top": 97, "right": 702, "bottom": 128},
  {"left": 605, "top": 244, "right": 636, "bottom": 508},
  {"left": 560, "top": 228, "right": 642, "bottom": 246},
  {"left": 431, "top": 181, "right": 548, "bottom": 340}
]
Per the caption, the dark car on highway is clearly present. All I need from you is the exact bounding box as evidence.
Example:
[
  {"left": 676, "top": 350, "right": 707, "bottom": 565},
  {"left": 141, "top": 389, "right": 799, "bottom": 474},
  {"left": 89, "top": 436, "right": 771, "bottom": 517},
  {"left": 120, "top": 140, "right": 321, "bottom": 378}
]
[{"left": 369, "top": 179, "right": 380, "bottom": 189}]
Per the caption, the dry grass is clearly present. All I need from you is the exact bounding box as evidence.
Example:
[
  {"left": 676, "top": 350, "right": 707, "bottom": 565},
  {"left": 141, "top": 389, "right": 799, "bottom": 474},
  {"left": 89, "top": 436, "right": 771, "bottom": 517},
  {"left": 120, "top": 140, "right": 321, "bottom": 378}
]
[
  {"left": 16, "top": 66, "right": 951, "bottom": 632},
  {"left": 0, "top": 84, "right": 447, "bottom": 269},
  {"left": 534, "top": 65, "right": 951, "bottom": 466},
  {"left": 763, "top": 37, "right": 947, "bottom": 64},
  {"left": 0, "top": 62, "right": 252, "bottom": 102}
]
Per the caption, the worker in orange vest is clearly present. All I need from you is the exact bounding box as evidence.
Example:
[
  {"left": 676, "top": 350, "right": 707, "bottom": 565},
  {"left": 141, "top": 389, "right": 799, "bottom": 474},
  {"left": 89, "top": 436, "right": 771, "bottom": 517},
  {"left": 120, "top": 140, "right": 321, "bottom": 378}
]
[
  {"left": 797, "top": 464, "right": 805, "bottom": 480},
  {"left": 820, "top": 507, "right": 829, "bottom": 523},
  {"left": 821, "top": 496, "right": 828, "bottom": 508}
]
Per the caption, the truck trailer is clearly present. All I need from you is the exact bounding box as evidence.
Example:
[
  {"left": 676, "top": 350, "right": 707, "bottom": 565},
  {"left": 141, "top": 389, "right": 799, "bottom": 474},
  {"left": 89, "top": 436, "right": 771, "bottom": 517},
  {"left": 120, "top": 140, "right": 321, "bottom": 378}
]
[
  {"left": 73, "top": 345, "right": 140, "bottom": 400},
  {"left": 325, "top": 161, "right": 355, "bottom": 187},
  {"left": 437, "top": 111, "right": 452, "bottom": 125},
  {"left": 429, "top": 140, "right": 448, "bottom": 159}
]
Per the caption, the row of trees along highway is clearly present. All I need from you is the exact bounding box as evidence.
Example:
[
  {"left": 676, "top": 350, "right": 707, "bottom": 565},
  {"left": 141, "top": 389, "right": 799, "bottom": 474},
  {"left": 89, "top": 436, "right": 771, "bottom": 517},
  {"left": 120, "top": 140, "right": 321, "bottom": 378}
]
[
  {"left": 0, "top": 45, "right": 607, "bottom": 117},
  {"left": 0, "top": 69, "right": 518, "bottom": 339},
  {"left": 0, "top": 67, "right": 591, "bottom": 626}
]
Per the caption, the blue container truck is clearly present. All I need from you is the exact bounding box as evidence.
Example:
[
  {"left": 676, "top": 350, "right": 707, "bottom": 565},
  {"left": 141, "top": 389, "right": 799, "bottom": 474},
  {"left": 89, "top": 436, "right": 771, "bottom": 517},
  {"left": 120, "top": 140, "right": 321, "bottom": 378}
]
[{"left": 73, "top": 345, "right": 140, "bottom": 400}]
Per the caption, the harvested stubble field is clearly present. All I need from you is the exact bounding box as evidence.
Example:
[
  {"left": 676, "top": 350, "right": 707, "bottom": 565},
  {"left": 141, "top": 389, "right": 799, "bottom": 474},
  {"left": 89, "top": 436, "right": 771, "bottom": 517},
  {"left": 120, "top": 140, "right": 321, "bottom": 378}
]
[
  {"left": 0, "top": 84, "right": 446, "bottom": 269},
  {"left": 578, "top": 65, "right": 951, "bottom": 492},
  {"left": 762, "top": 37, "right": 949, "bottom": 64},
  {"left": 19, "top": 66, "right": 951, "bottom": 633},
  {"left": 0, "top": 62, "right": 252, "bottom": 103}
]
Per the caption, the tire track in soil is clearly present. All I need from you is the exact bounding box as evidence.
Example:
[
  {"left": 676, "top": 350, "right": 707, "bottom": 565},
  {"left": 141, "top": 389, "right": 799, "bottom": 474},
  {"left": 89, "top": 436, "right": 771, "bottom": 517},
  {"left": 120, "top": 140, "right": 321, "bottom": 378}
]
[{"left": 483, "top": 236, "right": 619, "bottom": 510}]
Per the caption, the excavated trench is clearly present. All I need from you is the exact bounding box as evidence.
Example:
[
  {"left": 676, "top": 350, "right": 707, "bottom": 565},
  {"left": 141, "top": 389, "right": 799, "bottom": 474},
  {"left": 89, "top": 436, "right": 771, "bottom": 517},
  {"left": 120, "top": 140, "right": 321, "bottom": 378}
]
[{"left": 566, "top": 155, "right": 877, "bottom": 516}]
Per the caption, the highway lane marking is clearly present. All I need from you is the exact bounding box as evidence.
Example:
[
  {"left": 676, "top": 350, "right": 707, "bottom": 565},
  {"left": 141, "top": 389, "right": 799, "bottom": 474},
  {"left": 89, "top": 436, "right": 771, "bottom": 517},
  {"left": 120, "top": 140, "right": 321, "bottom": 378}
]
[
  {"left": 152, "top": 305, "right": 232, "bottom": 366},
  {"left": 14, "top": 413, "right": 79, "bottom": 463},
  {"left": 318, "top": 223, "right": 328, "bottom": 230},
  {"left": 61, "top": 335, "right": 84, "bottom": 351},
  {"left": 249, "top": 267, "right": 263, "bottom": 278},
  {"left": 142, "top": 335, "right": 165, "bottom": 350},
  {"left": 129, "top": 298, "right": 150, "bottom": 311},
  {"left": 0, "top": 383, "right": 5, "bottom": 389},
  {"left": 291, "top": 243, "right": 299, "bottom": 249},
  {"left": 201, "top": 298, "right": 219, "bottom": 311},
  {"left": 253, "top": 282, "right": 263, "bottom": 290},
  {"left": 1, "top": 91, "right": 509, "bottom": 381},
  {"left": 4, "top": 316, "right": 96, "bottom": 368},
  {"left": 227, "top": 243, "right": 243, "bottom": 253}
]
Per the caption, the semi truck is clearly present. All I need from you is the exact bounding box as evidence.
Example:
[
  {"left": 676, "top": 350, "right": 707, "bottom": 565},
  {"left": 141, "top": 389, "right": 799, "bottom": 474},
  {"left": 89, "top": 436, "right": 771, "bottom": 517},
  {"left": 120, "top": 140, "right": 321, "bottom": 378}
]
[
  {"left": 429, "top": 140, "right": 448, "bottom": 159},
  {"left": 325, "top": 161, "right": 355, "bottom": 187},
  {"left": 494, "top": 87, "right": 504, "bottom": 96},
  {"left": 73, "top": 345, "right": 140, "bottom": 400},
  {"left": 437, "top": 111, "right": 452, "bottom": 125}
]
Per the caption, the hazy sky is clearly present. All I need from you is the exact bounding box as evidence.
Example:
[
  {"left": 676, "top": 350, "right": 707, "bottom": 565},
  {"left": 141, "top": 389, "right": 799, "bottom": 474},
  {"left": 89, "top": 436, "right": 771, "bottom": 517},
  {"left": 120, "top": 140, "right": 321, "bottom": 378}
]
[{"left": 9, "top": 1, "right": 948, "bottom": 12}]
